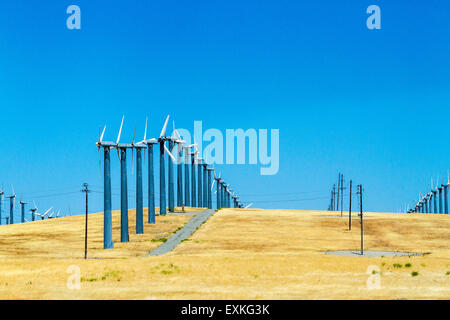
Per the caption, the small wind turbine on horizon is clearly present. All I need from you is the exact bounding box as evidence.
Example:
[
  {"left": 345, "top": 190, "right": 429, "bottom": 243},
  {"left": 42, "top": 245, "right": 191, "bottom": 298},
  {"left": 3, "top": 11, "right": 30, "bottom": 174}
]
[
  {"left": 34, "top": 206, "right": 53, "bottom": 220},
  {"left": 6, "top": 185, "right": 16, "bottom": 224}
]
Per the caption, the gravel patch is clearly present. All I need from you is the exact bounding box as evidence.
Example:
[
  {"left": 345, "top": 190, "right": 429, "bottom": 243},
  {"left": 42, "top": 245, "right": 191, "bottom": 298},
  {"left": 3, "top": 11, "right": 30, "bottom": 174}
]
[
  {"left": 323, "top": 250, "right": 424, "bottom": 257},
  {"left": 146, "top": 209, "right": 216, "bottom": 256}
]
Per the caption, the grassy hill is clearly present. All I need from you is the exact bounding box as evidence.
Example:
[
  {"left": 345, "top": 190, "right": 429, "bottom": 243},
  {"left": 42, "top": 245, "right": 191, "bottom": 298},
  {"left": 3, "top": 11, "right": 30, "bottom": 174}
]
[{"left": 0, "top": 208, "right": 449, "bottom": 299}]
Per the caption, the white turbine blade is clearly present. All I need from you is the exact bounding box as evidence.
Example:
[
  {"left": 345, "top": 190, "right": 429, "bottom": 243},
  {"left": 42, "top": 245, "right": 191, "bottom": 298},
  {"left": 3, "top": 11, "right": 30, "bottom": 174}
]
[
  {"left": 11, "top": 184, "right": 15, "bottom": 196},
  {"left": 164, "top": 144, "right": 176, "bottom": 162},
  {"left": 33, "top": 200, "right": 37, "bottom": 210},
  {"left": 160, "top": 115, "right": 170, "bottom": 138},
  {"left": 132, "top": 124, "right": 136, "bottom": 145},
  {"left": 175, "top": 129, "right": 182, "bottom": 140},
  {"left": 211, "top": 179, "right": 215, "bottom": 191},
  {"left": 43, "top": 207, "right": 53, "bottom": 216},
  {"left": 143, "top": 117, "right": 148, "bottom": 141},
  {"left": 245, "top": 203, "right": 253, "bottom": 209},
  {"left": 99, "top": 125, "right": 106, "bottom": 143},
  {"left": 172, "top": 120, "right": 176, "bottom": 139},
  {"left": 193, "top": 137, "right": 199, "bottom": 152},
  {"left": 116, "top": 115, "right": 124, "bottom": 144}
]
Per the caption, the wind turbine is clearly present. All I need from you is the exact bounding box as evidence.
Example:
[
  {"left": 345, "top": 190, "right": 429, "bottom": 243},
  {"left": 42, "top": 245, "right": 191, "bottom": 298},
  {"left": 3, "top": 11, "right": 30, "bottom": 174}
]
[
  {"left": 30, "top": 201, "right": 38, "bottom": 222},
  {"left": 19, "top": 200, "right": 27, "bottom": 223},
  {"left": 138, "top": 117, "right": 158, "bottom": 224},
  {"left": 417, "top": 193, "right": 423, "bottom": 213},
  {"left": 168, "top": 136, "right": 175, "bottom": 213},
  {"left": 191, "top": 144, "right": 199, "bottom": 207},
  {"left": 227, "top": 186, "right": 232, "bottom": 208},
  {"left": 202, "top": 162, "right": 208, "bottom": 208},
  {"left": 432, "top": 178, "right": 438, "bottom": 213},
  {"left": 196, "top": 156, "right": 204, "bottom": 207},
  {"left": 438, "top": 178, "right": 444, "bottom": 214},
  {"left": 172, "top": 123, "right": 184, "bottom": 208},
  {"left": 34, "top": 207, "right": 53, "bottom": 220},
  {"left": 227, "top": 188, "right": 233, "bottom": 208},
  {"left": 112, "top": 116, "right": 135, "bottom": 243},
  {"left": 425, "top": 193, "right": 431, "bottom": 213},
  {"left": 169, "top": 121, "right": 186, "bottom": 211},
  {"left": 6, "top": 186, "right": 16, "bottom": 224},
  {"left": 96, "top": 120, "right": 118, "bottom": 249},
  {"left": 48, "top": 210, "right": 56, "bottom": 219},
  {"left": 131, "top": 124, "right": 147, "bottom": 234},
  {"left": 158, "top": 115, "right": 176, "bottom": 215},
  {"left": 206, "top": 167, "right": 213, "bottom": 209},
  {"left": 182, "top": 143, "right": 191, "bottom": 207},
  {"left": 223, "top": 183, "right": 229, "bottom": 208},
  {"left": 444, "top": 172, "right": 449, "bottom": 214},
  {"left": 213, "top": 172, "right": 222, "bottom": 209}
]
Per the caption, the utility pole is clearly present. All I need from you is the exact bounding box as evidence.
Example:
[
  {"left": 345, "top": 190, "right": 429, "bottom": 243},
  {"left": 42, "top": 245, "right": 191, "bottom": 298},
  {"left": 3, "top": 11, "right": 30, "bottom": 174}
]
[
  {"left": 0, "top": 190, "right": 3, "bottom": 226},
  {"left": 340, "top": 174, "right": 344, "bottom": 217},
  {"left": 336, "top": 174, "right": 340, "bottom": 212},
  {"left": 81, "top": 183, "right": 90, "bottom": 260},
  {"left": 357, "top": 184, "right": 363, "bottom": 256},
  {"left": 348, "top": 180, "right": 352, "bottom": 230},
  {"left": 332, "top": 184, "right": 336, "bottom": 211}
]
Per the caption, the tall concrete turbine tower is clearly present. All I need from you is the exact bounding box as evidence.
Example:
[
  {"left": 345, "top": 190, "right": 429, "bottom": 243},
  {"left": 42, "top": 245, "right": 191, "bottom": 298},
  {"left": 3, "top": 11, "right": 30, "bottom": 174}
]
[
  {"left": 157, "top": 115, "right": 176, "bottom": 215},
  {"left": 131, "top": 124, "right": 147, "bottom": 235},
  {"left": 444, "top": 172, "right": 450, "bottom": 214},
  {"left": 206, "top": 167, "right": 213, "bottom": 209},
  {"left": 6, "top": 186, "right": 16, "bottom": 224},
  {"left": 172, "top": 122, "right": 186, "bottom": 209},
  {"left": 190, "top": 146, "right": 199, "bottom": 207},
  {"left": 112, "top": 116, "right": 134, "bottom": 243},
  {"left": 137, "top": 117, "right": 158, "bottom": 224},
  {"left": 96, "top": 124, "right": 115, "bottom": 249},
  {"left": 19, "top": 200, "right": 26, "bottom": 223}
]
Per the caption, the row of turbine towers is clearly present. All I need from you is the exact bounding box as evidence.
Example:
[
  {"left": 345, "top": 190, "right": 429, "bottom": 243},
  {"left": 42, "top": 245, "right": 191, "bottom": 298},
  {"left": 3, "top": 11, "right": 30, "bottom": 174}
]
[
  {"left": 0, "top": 187, "right": 55, "bottom": 225},
  {"left": 407, "top": 174, "right": 450, "bottom": 214},
  {"left": 96, "top": 115, "right": 244, "bottom": 249}
]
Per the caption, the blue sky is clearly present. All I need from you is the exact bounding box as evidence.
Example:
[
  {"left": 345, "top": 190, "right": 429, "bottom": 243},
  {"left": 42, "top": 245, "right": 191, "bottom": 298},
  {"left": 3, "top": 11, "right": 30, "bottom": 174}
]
[{"left": 0, "top": 1, "right": 449, "bottom": 220}]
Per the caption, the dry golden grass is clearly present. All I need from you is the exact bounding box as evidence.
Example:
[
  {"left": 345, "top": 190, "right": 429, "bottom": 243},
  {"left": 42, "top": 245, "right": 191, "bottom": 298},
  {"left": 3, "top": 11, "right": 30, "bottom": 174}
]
[{"left": 0, "top": 208, "right": 449, "bottom": 299}]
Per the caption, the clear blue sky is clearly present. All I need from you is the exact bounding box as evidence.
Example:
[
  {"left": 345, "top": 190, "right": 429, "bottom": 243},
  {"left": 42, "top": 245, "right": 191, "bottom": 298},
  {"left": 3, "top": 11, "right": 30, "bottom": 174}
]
[{"left": 0, "top": 1, "right": 449, "bottom": 219}]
